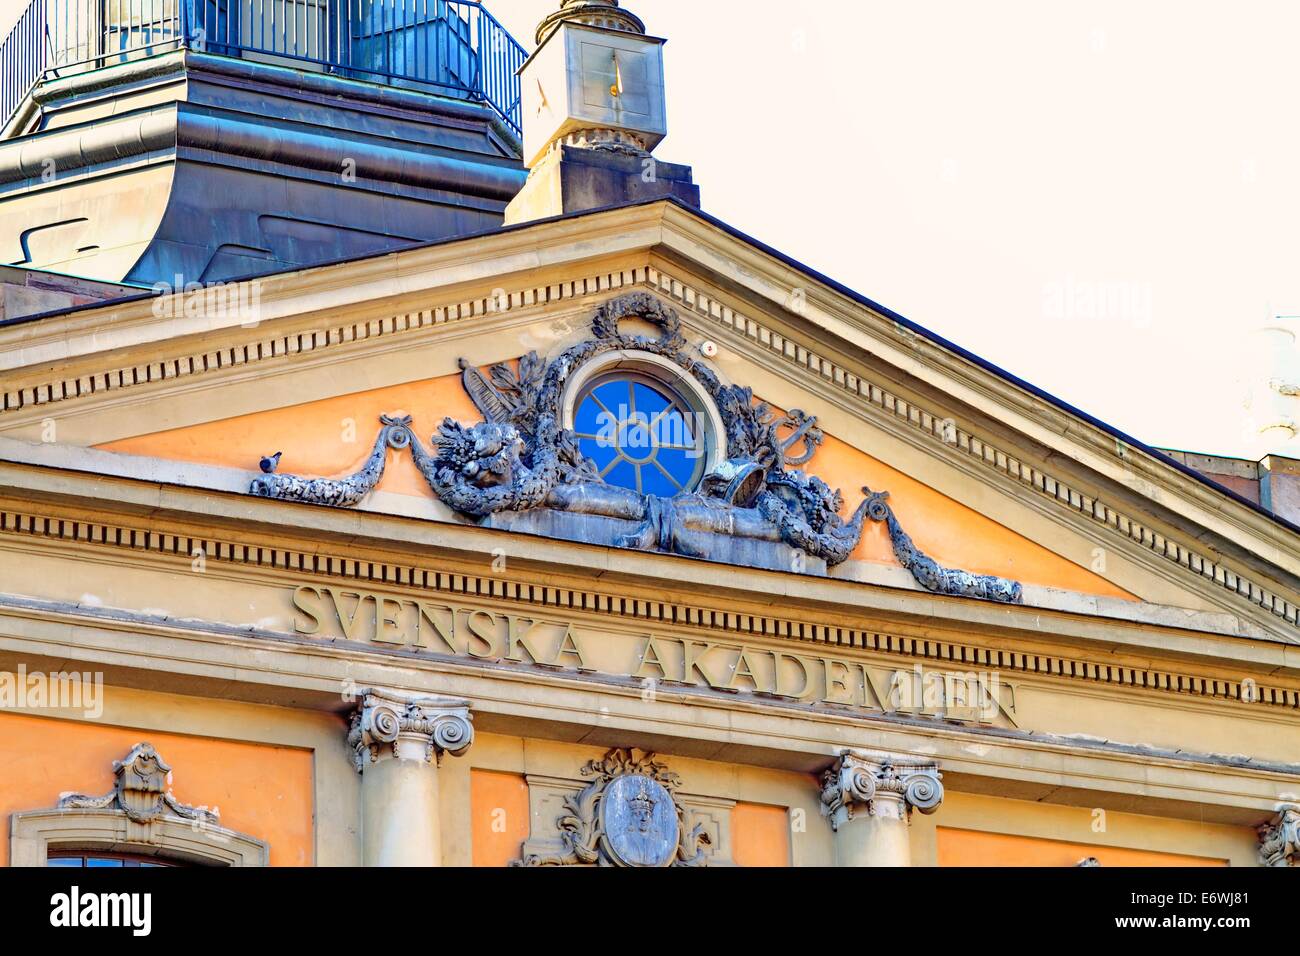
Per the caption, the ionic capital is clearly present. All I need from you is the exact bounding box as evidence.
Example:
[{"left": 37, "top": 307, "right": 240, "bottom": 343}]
[
  {"left": 820, "top": 749, "right": 944, "bottom": 831},
  {"left": 347, "top": 689, "right": 474, "bottom": 773},
  {"left": 1259, "top": 804, "right": 1300, "bottom": 867}
]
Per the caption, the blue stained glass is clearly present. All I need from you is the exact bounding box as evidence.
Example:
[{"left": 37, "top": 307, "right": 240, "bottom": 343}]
[
  {"left": 579, "top": 436, "right": 619, "bottom": 470},
  {"left": 573, "top": 396, "right": 605, "bottom": 436},
  {"left": 632, "top": 381, "right": 669, "bottom": 416},
  {"left": 605, "top": 460, "right": 637, "bottom": 489},
  {"left": 593, "top": 381, "right": 625, "bottom": 408},
  {"left": 572, "top": 374, "right": 706, "bottom": 496},
  {"left": 655, "top": 447, "right": 692, "bottom": 474},
  {"left": 640, "top": 464, "right": 679, "bottom": 498}
]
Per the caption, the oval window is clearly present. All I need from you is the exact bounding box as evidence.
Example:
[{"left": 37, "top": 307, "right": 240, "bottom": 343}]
[{"left": 572, "top": 373, "right": 707, "bottom": 496}]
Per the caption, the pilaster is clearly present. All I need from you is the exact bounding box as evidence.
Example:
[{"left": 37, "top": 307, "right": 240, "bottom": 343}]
[
  {"left": 820, "top": 749, "right": 944, "bottom": 867},
  {"left": 348, "top": 689, "right": 474, "bottom": 867}
]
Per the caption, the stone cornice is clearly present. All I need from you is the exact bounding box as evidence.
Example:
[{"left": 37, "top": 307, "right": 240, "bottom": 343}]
[
  {"left": 0, "top": 204, "right": 665, "bottom": 367},
  {"left": 1, "top": 458, "right": 1299, "bottom": 711},
  {"left": 655, "top": 203, "right": 1300, "bottom": 579},
  {"left": 0, "top": 201, "right": 1294, "bottom": 632},
  {"left": 0, "top": 592, "right": 1295, "bottom": 825}
]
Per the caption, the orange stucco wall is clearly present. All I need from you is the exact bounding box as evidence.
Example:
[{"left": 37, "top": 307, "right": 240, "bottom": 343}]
[
  {"left": 99, "top": 370, "right": 1130, "bottom": 599},
  {"left": 731, "top": 801, "right": 791, "bottom": 866},
  {"left": 470, "top": 769, "right": 530, "bottom": 867},
  {"left": 101, "top": 374, "right": 481, "bottom": 502},
  {"left": 937, "top": 828, "right": 1228, "bottom": 867},
  {"left": 0, "top": 713, "right": 314, "bottom": 866}
]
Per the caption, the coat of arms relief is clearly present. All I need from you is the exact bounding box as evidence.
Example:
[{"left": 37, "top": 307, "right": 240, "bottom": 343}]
[
  {"left": 248, "top": 292, "right": 1022, "bottom": 603},
  {"left": 513, "top": 748, "right": 716, "bottom": 867}
]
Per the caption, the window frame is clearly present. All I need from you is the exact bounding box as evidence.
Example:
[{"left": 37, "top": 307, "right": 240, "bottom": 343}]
[
  {"left": 561, "top": 349, "right": 727, "bottom": 494},
  {"left": 573, "top": 370, "right": 709, "bottom": 495},
  {"left": 10, "top": 807, "right": 269, "bottom": 867}
]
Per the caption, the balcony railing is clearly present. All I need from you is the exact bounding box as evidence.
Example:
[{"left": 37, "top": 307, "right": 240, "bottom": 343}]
[{"left": 0, "top": 0, "right": 526, "bottom": 136}]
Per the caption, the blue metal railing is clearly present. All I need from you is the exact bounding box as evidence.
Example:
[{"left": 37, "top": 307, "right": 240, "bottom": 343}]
[
  {"left": 0, "top": 0, "right": 48, "bottom": 130},
  {"left": 0, "top": 0, "right": 525, "bottom": 135}
]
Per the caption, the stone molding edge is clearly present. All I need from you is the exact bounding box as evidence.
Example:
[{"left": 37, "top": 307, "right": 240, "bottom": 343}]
[
  {"left": 0, "top": 257, "right": 1292, "bottom": 630},
  {"left": 1, "top": 504, "right": 1298, "bottom": 715},
  {"left": 7, "top": 590, "right": 1300, "bottom": 802},
  {"left": 637, "top": 268, "right": 1298, "bottom": 631}
]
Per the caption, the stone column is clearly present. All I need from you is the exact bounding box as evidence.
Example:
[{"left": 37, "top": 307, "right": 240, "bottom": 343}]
[
  {"left": 1259, "top": 804, "right": 1300, "bottom": 866},
  {"left": 348, "top": 689, "right": 474, "bottom": 867},
  {"left": 820, "top": 749, "right": 943, "bottom": 867}
]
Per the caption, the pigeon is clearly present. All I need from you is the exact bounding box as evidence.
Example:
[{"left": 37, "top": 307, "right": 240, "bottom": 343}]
[{"left": 259, "top": 452, "right": 283, "bottom": 474}]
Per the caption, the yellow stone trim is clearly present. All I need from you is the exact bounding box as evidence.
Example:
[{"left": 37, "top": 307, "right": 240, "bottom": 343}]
[
  {"left": 2, "top": 503, "right": 1297, "bottom": 715},
  {"left": 0, "top": 267, "right": 650, "bottom": 413},
  {"left": 0, "top": 244, "right": 1292, "bottom": 628}
]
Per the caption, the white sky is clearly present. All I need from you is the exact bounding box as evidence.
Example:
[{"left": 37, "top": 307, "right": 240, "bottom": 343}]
[{"left": 4, "top": 0, "right": 1298, "bottom": 460}]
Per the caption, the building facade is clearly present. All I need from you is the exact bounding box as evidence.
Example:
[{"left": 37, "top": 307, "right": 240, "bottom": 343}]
[{"left": 0, "top": 1, "right": 1298, "bottom": 868}]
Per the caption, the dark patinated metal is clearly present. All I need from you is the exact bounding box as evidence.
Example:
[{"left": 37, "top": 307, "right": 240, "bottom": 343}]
[{"left": 246, "top": 294, "right": 1024, "bottom": 603}]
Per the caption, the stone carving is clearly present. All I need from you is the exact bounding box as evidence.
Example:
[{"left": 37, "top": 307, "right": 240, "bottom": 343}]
[
  {"left": 250, "top": 414, "right": 412, "bottom": 506},
  {"left": 860, "top": 487, "right": 1024, "bottom": 604},
  {"left": 1259, "top": 804, "right": 1300, "bottom": 866},
  {"left": 58, "top": 743, "right": 219, "bottom": 826},
  {"left": 347, "top": 689, "right": 474, "bottom": 772},
  {"left": 248, "top": 293, "right": 1022, "bottom": 603},
  {"left": 819, "top": 750, "right": 944, "bottom": 831},
  {"left": 515, "top": 748, "right": 711, "bottom": 867}
]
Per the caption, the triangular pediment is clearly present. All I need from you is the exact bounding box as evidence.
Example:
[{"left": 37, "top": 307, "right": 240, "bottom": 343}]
[{"left": 0, "top": 200, "right": 1294, "bottom": 640}]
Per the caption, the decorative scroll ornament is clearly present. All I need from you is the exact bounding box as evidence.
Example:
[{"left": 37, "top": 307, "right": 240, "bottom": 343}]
[
  {"left": 247, "top": 293, "right": 1022, "bottom": 603},
  {"left": 249, "top": 414, "right": 412, "bottom": 506},
  {"left": 819, "top": 750, "right": 944, "bottom": 831},
  {"left": 515, "top": 748, "right": 711, "bottom": 867},
  {"left": 859, "top": 488, "right": 1024, "bottom": 604},
  {"left": 58, "top": 743, "right": 218, "bottom": 826},
  {"left": 347, "top": 689, "right": 475, "bottom": 773},
  {"left": 1259, "top": 804, "right": 1300, "bottom": 866}
]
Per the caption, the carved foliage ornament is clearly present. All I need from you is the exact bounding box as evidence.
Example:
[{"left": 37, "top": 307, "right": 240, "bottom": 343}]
[
  {"left": 515, "top": 748, "right": 711, "bottom": 867},
  {"left": 249, "top": 293, "right": 1022, "bottom": 603},
  {"left": 58, "top": 743, "right": 219, "bottom": 826}
]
